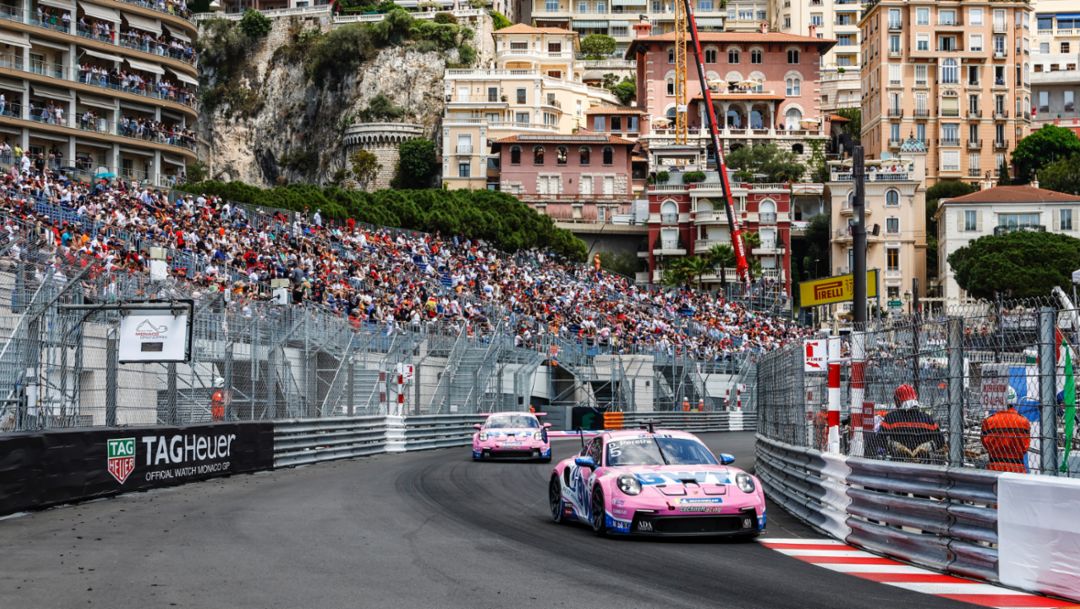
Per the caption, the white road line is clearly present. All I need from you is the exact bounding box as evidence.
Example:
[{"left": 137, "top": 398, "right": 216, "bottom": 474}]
[
  {"left": 886, "top": 582, "right": 1029, "bottom": 595},
  {"left": 774, "top": 549, "right": 880, "bottom": 558},
  {"left": 818, "top": 564, "right": 941, "bottom": 575},
  {"left": 760, "top": 538, "right": 847, "bottom": 545}
]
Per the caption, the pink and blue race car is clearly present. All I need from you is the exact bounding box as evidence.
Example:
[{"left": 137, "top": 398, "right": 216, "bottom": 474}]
[
  {"left": 548, "top": 428, "right": 766, "bottom": 537},
  {"left": 472, "top": 412, "right": 552, "bottom": 462}
]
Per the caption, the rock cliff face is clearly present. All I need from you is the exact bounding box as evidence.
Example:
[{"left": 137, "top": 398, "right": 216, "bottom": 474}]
[{"left": 197, "top": 14, "right": 492, "bottom": 186}]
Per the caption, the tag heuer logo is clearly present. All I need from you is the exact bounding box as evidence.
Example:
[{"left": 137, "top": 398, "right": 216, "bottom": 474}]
[{"left": 107, "top": 438, "right": 136, "bottom": 485}]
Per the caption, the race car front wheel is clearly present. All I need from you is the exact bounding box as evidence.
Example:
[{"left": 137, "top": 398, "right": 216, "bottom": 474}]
[
  {"left": 549, "top": 476, "right": 566, "bottom": 524},
  {"left": 590, "top": 490, "right": 607, "bottom": 536}
]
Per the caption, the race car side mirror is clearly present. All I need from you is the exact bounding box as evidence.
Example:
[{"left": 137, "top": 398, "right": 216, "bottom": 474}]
[
  {"left": 718, "top": 453, "right": 736, "bottom": 465},
  {"left": 575, "top": 456, "right": 596, "bottom": 469},
  {"left": 473, "top": 424, "right": 483, "bottom": 430},
  {"left": 543, "top": 423, "right": 553, "bottom": 428}
]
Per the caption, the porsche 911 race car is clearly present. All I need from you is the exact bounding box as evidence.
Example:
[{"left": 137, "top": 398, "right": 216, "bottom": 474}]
[
  {"left": 548, "top": 429, "right": 766, "bottom": 537},
  {"left": 472, "top": 412, "right": 552, "bottom": 462}
]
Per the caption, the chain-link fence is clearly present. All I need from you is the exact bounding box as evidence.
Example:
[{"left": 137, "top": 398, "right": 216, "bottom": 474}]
[{"left": 758, "top": 299, "right": 1080, "bottom": 477}]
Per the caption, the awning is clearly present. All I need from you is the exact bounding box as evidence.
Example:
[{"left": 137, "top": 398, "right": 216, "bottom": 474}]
[
  {"left": 163, "top": 24, "right": 190, "bottom": 43},
  {"left": 125, "top": 57, "right": 164, "bottom": 75},
  {"left": 0, "top": 77, "right": 26, "bottom": 91},
  {"left": 38, "top": 0, "right": 75, "bottom": 10},
  {"left": 123, "top": 12, "right": 161, "bottom": 36},
  {"left": 79, "top": 94, "right": 115, "bottom": 110},
  {"left": 0, "top": 31, "right": 29, "bottom": 49},
  {"left": 30, "top": 38, "right": 70, "bottom": 51},
  {"left": 696, "top": 18, "right": 725, "bottom": 26},
  {"left": 168, "top": 68, "right": 198, "bottom": 86},
  {"left": 572, "top": 20, "right": 610, "bottom": 28},
  {"left": 79, "top": 1, "right": 120, "bottom": 23},
  {"left": 32, "top": 84, "right": 74, "bottom": 101},
  {"left": 162, "top": 155, "right": 186, "bottom": 166},
  {"left": 611, "top": 0, "right": 646, "bottom": 5},
  {"left": 82, "top": 48, "right": 123, "bottom": 63}
]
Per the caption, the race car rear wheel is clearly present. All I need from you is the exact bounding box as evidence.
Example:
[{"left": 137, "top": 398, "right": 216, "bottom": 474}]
[
  {"left": 549, "top": 476, "right": 566, "bottom": 524},
  {"left": 590, "top": 489, "right": 607, "bottom": 536}
]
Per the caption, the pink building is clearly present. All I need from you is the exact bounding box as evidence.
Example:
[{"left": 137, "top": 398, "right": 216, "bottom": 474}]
[
  {"left": 626, "top": 26, "right": 836, "bottom": 156},
  {"left": 493, "top": 134, "right": 636, "bottom": 223}
]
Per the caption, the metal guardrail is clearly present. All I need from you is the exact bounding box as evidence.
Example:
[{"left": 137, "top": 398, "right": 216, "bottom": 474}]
[
  {"left": 620, "top": 411, "right": 755, "bottom": 433},
  {"left": 274, "top": 416, "right": 388, "bottom": 467},
  {"left": 756, "top": 434, "right": 1002, "bottom": 583},
  {"left": 403, "top": 414, "right": 486, "bottom": 451}
]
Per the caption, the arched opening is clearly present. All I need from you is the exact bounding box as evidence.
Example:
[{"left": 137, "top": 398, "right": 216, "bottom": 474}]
[
  {"left": 886, "top": 189, "right": 900, "bottom": 206},
  {"left": 557, "top": 146, "right": 568, "bottom": 165},
  {"left": 792, "top": 143, "right": 804, "bottom": 154},
  {"left": 602, "top": 146, "right": 614, "bottom": 165},
  {"left": 579, "top": 146, "right": 590, "bottom": 165},
  {"left": 784, "top": 107, "right": 803, "bottom": 130},
  {"left": 726, "top": 106, "right": 746, "bottom": 128},
  {"left": 533, "top": 145, "right": 544, "bottom": 164},
  {"left": 661, "top": 200, "right": 679, "bottom": 224}
]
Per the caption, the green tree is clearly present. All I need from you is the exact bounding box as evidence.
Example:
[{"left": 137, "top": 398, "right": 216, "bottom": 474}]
[
  {"left": 808, "top": 139, "right": 828, "bottom": 183},
  {"left": 392, "top": 138, "right": 438, "bottom": 189},
  {"left": 239, "top": 9, "right": 272, "bottom": 38},
  {"left": 580, "top": 34, "right": 617, "bottom": 59},
  {"left": 597, "top": 251, "right": 640, "bottom": 277},
  {"left": 834, "top": 107, "right": 861, "bottom": 142},
  {"left": 359, "top": 93, "right": 405, "bottom": 122},
  {"left": 726, "top": 143, "right": 804, "bottom": 183},
  {"left": 802, "top": 213, "right": 830, "bottom": 280},
  {"left": 947, "top": 231, "right": 1080, "bottom": 300},
  {"left": 925, "top": 180, "right": 977, "bottom": 280},
  {"left": 707, "top": 244, "right": 736, "bottom": 286},
  {"left": 183, "top": 160, "right": 208, "bottom": 184},
  {"left": 349, "top": 149, "right": 381, "bottom": 189},
  {"left": 609, "top": 77, "right": 636, "bottom": 106},
  {"left": 998, "top": 158, "right": 1013, "bottom": 186},
  {"left": 1011, "top": 125, "right": 1080, "bottom": 183},
  {"left": 488, "top": 10, "right": 512, "bottom": 29},
  {"left": 679, "top": 256, "right": 713, "bottom": 290},
  {"left": 1039, "top": 155, "right": 1080, "bottom": 195}
]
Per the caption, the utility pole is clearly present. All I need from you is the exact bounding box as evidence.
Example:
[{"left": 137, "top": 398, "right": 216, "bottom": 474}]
[{"left": 852, "top": 145, "right": 867, "bottom": 327}]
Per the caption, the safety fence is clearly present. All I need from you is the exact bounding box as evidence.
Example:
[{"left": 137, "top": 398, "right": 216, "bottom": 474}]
[
  {"left": 755, "top": 433, "right": 1080, "bottom": 603},
  {"left": 758, "top": 300, "right": 1080, "bottom": 477}
]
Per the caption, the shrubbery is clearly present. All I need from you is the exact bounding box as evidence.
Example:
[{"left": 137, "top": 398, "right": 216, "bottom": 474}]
[{"left": 177, "top": 181, "right": 588, "bottom": 260}]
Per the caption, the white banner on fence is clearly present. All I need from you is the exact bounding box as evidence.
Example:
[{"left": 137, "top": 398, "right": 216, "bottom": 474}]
[
  {"left": 803, "top": 339, "right": 827, "bottom": 372},
  {"left": 998, "top": 473, "right": 1080, "bottom": 602},
  {"left": 118, "top": 311, "right": 190, "bottom": 363}
]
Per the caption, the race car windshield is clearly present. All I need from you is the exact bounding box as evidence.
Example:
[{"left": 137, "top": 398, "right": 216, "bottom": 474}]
[
  {"left": 485, "top": 416, "right": 539, "bottom": 429},
  {"left": 605, "top": 438, "right": 718, "bottom": 466}
]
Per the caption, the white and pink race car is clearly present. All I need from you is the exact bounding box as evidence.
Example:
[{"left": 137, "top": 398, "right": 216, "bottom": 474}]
[
  {"left": 472, "top": 412, "right": 552, "bottom": 462},
  {"left": 548, "top": 428, "right": 766, "bottom": 537}
]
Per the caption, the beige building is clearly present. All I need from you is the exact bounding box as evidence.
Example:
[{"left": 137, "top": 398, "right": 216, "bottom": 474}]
[
  {"left": 0, "top": 0, "right": 198, "bottom": 185},
  {"left": 1031, "top": 0, "right": 1080, "bottom": 134},
  {"left": 774, "top": 0, "right": 860, "bottom": 72},
  {"left": 827, "top": 140, "right": 928, "bottom": 315},
  {"left": 860, "top": 0, "right": 1033, "bottom": 187},
  {"left": 441, "top": 24, "right": 618, "bottom": 190}
]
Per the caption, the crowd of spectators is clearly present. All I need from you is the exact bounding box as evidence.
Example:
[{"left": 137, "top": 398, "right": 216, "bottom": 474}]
[
  {"left": 78, "top": 64, "right": 195, "bottom": 106},
  {"left": 0, "top": 166, "right": 809, "bottom": 361}
]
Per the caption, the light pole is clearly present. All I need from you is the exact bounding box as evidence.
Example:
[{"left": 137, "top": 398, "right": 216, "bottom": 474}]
[{"left": 903, "top": 290, "right": 912, "bottom": 315}]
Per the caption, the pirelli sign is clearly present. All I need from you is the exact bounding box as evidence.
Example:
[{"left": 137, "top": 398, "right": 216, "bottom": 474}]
[{"left": 799, "top": 269, "right": 879, "bottom": 307}]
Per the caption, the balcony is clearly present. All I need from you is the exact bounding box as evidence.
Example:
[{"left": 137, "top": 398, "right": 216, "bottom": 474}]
[
  {"left": 940, "top": 110, "right": 961, "bottom": 119},
  {"left": 967, "top": 110, "right": 982, "bottom": 119},
  {"left": 913, "top": 109, "right": 930, "bottom": 119},
  {"left": 888, "top": 21, "right": 902, "bottom": 31},
  {"left": 993, "top": 49, "right": 1008, "bottom": 59},
  {"left": 695, "top": 210, "right": 728, "bottom": 224},
  {"left": 994, "top": 139, "right": 1009, "bottom": 150},
  {"left": 752, "top": 245, "right": 785, "bottom": 256},
  {"left": 654, "top": 242, "right": 686, "bottom": 256},
  {"left": 967, "top": 139, "right": 982, "bottom": 149},
  {"left": 939, "top": 138, "right": 961, "bottom": 147},
  {"left": 887, "top": 108, "right": 903, "bottom": 118},
  {"left": 888, "top": 50, "right": 903, "bottom": 58},
  {"left": 993, "top": 109, "right": 1009, "bottom": 119},
  {"left": 759, "top": 212, "right": 777, "bottom": 225},
  {"left": 993, "top": 224, "right": 1046, "bottom": 236},
  {"left": 968, "top": 168, "right": 983, "bottom": 178},
  {"left": 888, "top": 138, "right": 903, "bottom": 148}
]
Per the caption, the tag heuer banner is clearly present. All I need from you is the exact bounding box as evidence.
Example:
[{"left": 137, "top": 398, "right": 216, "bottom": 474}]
[{"left": 0, "top": 423, "right": 274, "bottom": 517}]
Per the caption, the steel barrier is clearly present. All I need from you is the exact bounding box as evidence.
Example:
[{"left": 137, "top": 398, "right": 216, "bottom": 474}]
[
  {"left": 621, "top": 411, "right": 755, "bottom": 433},
  {"left": 273, "top": 416, "right": 389, "bottom": 467},
  {"left": 756, "top": 433, "right": 1002, "bottom": 583},
  {"left": 402, "top": 414, "right": 487, "bottom": 451}
]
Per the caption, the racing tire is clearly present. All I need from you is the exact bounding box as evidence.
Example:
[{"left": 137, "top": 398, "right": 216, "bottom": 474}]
[
  {"left": 590, "top": 489, "right": 607, "bottom": 536},
  {"left": 539, "top": 455, "right": 552, "bottom": 463},
  {"left": 549, "top": 476, "right": 566, "bottom": 524}
]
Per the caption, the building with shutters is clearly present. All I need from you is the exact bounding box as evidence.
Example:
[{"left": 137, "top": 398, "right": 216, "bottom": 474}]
[
  {"left": 937, "top": 183, "right": 1080, "bottom": 305},
  {"left": 0, "top": 0, "right": 197, "bottom": 185},
  {"left": 1031, "top": 0, "right": 1080, "bottom": 136}
]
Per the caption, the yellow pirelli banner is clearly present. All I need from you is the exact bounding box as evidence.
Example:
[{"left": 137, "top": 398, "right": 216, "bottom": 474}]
[{"left": 799, "top": 269, "right": 879, "bottom": 308}]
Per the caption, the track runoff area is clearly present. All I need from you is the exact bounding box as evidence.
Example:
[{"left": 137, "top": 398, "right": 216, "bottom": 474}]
[{"left": 0, "top": 432, "right": 1072, "bottom": 609}]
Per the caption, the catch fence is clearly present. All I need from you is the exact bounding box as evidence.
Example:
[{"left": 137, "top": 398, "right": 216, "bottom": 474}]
[{"left": 757, "top": 299, "right": 1080, "bottom": 477}]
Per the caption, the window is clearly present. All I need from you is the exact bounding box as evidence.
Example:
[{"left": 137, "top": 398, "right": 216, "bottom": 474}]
[
  {"left": 998, "top": 213, "right": 1041, "bottom": 230},
  {"left": 886, "top": 189, "right": 900, "bottom": 206},
  {"left": 660, "top": 200, "right": 679, "bottom": 224},
  {"left": 1063, "top": 42, "right": 1072, "bottom": 54},
  {"left": 533, "top": 145, "right": 544, "bottom": 164},
  {"left": 942, "top": 58, "right": 958, "bottom": 84},
  {"left": 456, "top": 134, "right": 472, "bottom": 154},
  {"left": 939, "top": 9, "right": 956, "bottom": 25},
  {"left": 886, "top": 247, "right": 900, "bottom": 271},
  {"left": 593, "top": 116, "right": 605, "bottom": 131},
  {"left": 889, "top": 64, "right": 902, "bottom": 84},
  {"left": 1039, "top": 42, "right": 1050, "bottom": 54},
  {"left": 545, "top": 0, "right": 557, "bottom": 10},
  {"left": 705, "top": 48, "right": 717, "bottom": 63},
  {"left": 548, "top": 42, "right": 562, "bottom": 54},
  {"left": 888, "top": 8, "right": 901, "bottom": 28},
  {"left": 787, "top": 49, "right": 799, "bottom": 64},
  {"left": 887, "top": 218, "right": 900, "bottom": 234},
  {"left": 578, "top": 0, "right": 586, "bottom": 11},
  {"left": 458, "top": 162, "right": 470, "bottom": 177},
  {"left": 728, "top": 48, "right": 740, "bottom": 63},
  {"left": 969, "top": 152, "right": 980, "bottom": 173},
  {"left": 888, "top": 35, "right": 900, "bottom": 53},
  {"left": 602, "top": 146, "right": 613, "bottom": 165},
  {"left": 699, "top": 0, "right": 712, "bottom": 10},
  {"left": 1062, "top": 209, "right": 1074, "bottom": 231},
  {"left": 939, "top": 36, "right": 956, "bottom": 52},
  {"left": 666, "top": 78, "right": 674, "bottom": 95},
  {"left": 783, "top": 16, "right": 790, "bottom": 29},
  {"left": 1038, "top": 15, "right": 1053, "bottom": 31},
  {"left": 668, "top": 47, "right": 674, "bottom": 63},
  {"left": 942, "top": 150, "right": 960, "bottom": 171},
  {"left": 1066, "top": 91, "right": 1076, "bottom": 113},
  {"left": 543, "top": 112, "right": 557, "bottom": 126},
  {"left": 487, "top": 87, "right": 498, "bottom": 102},
  {"left": 510, "top": 146, "right": 521, "bottom": 164},
  {"left": 890, "top": 123, "right": 901, "bottom": 142},
  {"left": 964, "top": 210, "right": 977, "bottom": 231},
  {"left": 969, "top": 7, "right": 983, "bottom": 26},
  {"left": 515, "top": 112, "right": 529, "bottom": 125},
  {"left": 610, "top": 116, "right": 622, "bottom": 131},
  {"left": 942, "top": 95, "right": 960, "bottom": 117},
  {"left": 915, "top": 65, "right": 927, "bottom": 85},
  {"left": 786, "top": 76, "right": 801, "bottom": 96},
  {"left": 751, "top": 49, "right": 762, "bottom": 64},
  {"left": 556, "top": 146, "right": 568, "bottom": 165},
  {"left": 811, "top": 13, "right": 823, "bottom": 27},
  {"left": 970, "top": 34, "right": 983, "bottom": 52},
  {"left": 595, "top": 0, "right": 605, "bottom": 11},
  {"left": 916, "top": 34, "right": 929, "bottom": 52},
  {"left": 579, "top": 146, "right": 590, "bottom": 165},
  {"left": 968, "top": 66, "right": 980, "bottom": 86},
  {"left": 942, "top": 123, "right": 959, "bottom": 141},
  {"left": 1039, "top": 91, "right": 1049, "bottom": 113},
  {"left": 916, "top": 7, "right": 929, "bottom": 25},
  {"left": 580, "top": 175, "right": 592, "bottom": 195},
  {"left": 516, "top": 88, "right": 527, "bottom": 104},
  {"left": 968, "top": 122, "right": 979, "bottom": 141}
]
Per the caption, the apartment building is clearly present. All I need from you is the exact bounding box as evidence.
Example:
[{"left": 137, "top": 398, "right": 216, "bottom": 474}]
[
  {"left": 937, "top": 183, "right": 1080, "bottom": 304},
  {"left": 860, "top": 0, "right": 1033, "bottom": 187},
  {"left": 0, "top": 0, "right": 197, "bottom": 185},
  {"left": 441, "top": 24, "right": 618, "bottom": 190},
  {"left": 774, "top": 0, "right": 859, "bottom": 70},
  {"left": 1031, "top": 0, "right": 1080, "bottom": 135},
  {"left": 827, "top": 141, "right": 928, "bottom": 315}
]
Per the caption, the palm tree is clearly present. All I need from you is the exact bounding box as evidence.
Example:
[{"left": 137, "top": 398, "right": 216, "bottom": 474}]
[
  {"left": 680, "top": 256, "right": 713, "bottom": 290},
  {"left": 707, "top": 244, "right": 736, "bottom": 287}
]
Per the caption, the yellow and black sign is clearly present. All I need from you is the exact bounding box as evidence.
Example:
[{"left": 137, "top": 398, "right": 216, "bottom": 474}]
[{"left": 799, "top": 269, "right": 879, "bottom": 307}]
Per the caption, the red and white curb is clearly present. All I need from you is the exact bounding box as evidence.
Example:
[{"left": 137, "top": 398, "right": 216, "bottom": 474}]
[{"left": 760, "top": 538, "right": 1078, "bottom": 609}]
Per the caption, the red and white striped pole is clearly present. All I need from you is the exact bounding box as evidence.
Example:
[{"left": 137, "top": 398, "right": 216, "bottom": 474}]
[
  {"left": 736, "top": 386, "right": 743, "bottom": 411},
  {"left": 396, "top": 373, "right": 405, "bottom": 415},
  {"left": 826, "top": 336, "right": 842, "bottom": 453},
  {"left": 849, "top": 331, "right": 866, "bottom": 456}
]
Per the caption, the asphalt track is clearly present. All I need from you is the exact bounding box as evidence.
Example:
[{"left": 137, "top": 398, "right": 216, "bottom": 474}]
[{"left": 0, "top": 432, "right": 986, "bottom": 609}]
